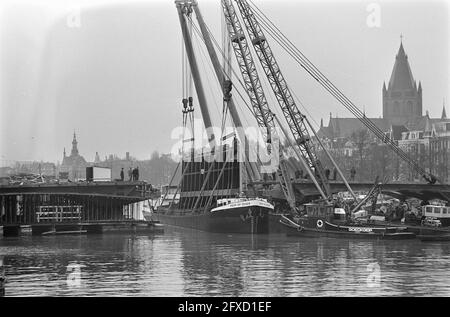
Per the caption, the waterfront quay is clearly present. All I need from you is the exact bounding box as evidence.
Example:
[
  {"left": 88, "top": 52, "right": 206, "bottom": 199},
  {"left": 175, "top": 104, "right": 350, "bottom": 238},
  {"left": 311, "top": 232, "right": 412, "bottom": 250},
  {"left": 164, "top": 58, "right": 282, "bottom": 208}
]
[{"left": 0, "top": 181, "right": 159, "bottom": 237}]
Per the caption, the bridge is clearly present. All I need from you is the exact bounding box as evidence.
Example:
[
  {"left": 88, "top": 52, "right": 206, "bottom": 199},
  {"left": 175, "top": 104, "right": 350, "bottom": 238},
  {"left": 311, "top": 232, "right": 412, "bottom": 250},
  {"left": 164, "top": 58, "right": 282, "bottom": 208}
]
[
  {"left": 256, "top": 180, "right": 450, "bottom": 203},
  {"left": 0, "top": 181, "right": 160, "bottom": 236}
]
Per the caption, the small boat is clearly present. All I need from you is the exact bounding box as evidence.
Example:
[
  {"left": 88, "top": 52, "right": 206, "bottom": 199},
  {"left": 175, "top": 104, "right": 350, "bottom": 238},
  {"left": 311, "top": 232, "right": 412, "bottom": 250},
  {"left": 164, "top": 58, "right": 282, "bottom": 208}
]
[
  {"left": 417, "top": 234, "right": 450, "bottom": 242},
  {"left": 280, "top": 203, "right": 416, "bottom": 240}
]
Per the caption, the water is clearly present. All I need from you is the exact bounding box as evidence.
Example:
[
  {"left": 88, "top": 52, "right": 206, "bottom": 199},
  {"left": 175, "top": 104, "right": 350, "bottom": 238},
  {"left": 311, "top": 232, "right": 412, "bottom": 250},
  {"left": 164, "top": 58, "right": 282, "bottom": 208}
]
[{"left": 1, "top": 227, "right": 450, "bottom": 296}]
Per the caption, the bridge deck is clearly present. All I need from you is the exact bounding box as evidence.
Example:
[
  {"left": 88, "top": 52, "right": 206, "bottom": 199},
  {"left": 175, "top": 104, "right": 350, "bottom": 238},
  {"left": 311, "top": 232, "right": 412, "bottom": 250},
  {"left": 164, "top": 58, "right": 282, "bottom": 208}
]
[
  {"left": 254, "top": 180, "right": 450, "bottom": 202},
  {"left": 0, "top": 181, "right": 156, "bottom": 198}
]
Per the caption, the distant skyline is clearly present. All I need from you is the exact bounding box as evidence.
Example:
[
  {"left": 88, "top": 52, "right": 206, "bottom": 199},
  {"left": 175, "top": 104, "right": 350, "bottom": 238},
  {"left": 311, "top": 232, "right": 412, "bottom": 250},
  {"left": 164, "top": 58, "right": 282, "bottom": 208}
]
[{"left": 1, "top": 0, "right": 449, "bottom": 163}]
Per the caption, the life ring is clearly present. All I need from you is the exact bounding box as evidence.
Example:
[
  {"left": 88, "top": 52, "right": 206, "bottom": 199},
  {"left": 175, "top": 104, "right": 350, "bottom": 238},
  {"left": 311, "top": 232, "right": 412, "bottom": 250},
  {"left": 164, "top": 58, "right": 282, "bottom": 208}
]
[{"left": 317, "top": 220, "right": 324, "bottom": 229}]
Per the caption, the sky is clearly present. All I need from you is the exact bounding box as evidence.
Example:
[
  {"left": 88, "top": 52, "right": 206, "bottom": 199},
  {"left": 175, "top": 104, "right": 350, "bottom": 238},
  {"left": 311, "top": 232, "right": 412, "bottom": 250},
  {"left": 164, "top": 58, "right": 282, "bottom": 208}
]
[{"left": 0, "top": 0, "right": 448, "bottom": 164}]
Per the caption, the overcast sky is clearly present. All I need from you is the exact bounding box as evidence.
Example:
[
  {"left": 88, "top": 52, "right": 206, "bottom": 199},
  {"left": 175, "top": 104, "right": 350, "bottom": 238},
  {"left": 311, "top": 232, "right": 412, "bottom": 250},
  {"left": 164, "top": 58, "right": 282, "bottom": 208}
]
[{"left": 0, "top": 0, "right": 448, "bottom": 164}]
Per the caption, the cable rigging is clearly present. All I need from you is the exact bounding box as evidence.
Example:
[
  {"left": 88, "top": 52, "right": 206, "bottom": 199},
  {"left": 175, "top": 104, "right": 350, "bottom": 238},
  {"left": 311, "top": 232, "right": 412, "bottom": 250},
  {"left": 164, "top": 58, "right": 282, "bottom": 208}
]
[{"left": 246, "top": 0, "right": 437, "bottom": 184}]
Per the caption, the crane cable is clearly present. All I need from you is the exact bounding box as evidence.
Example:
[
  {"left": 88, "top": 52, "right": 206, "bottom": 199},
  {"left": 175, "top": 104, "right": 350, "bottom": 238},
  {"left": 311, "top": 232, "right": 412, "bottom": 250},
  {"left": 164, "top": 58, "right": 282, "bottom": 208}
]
[
  {"left": 187, "top": 16, "right": 268, "bottom": 166},
  {"left": 249, "top": 3, "right": 420, "bottom": 170},
  {"left": 249, "top": 0, "right": 431, "bottom": 180},
  {"left": 247, "top": 0, "right": 436, "bottom": 183}
]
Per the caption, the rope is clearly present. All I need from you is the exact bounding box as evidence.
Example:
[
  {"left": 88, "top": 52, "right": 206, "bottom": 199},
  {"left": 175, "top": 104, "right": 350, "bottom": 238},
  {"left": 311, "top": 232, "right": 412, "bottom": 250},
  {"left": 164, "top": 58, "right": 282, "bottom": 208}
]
[
  {"left": 247, "top": 0, "right": 435, "bottom": 182},
  {"left": 188, "top": 17, "right": 266, "bottom": 167}
]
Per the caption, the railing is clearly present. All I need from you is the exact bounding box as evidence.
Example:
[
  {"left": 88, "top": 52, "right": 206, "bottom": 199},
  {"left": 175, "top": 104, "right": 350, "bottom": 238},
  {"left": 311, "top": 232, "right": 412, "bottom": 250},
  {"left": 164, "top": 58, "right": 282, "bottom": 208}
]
[{"left": 37, "top": 205, "right": 82, "bottom": 223}]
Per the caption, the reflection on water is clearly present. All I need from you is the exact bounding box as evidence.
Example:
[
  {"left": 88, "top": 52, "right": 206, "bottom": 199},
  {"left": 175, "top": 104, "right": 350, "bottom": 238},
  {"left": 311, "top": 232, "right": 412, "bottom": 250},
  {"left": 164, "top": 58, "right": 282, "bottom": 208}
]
[{"left": 1, "top": 227, "right": 449, "bottom": 296}]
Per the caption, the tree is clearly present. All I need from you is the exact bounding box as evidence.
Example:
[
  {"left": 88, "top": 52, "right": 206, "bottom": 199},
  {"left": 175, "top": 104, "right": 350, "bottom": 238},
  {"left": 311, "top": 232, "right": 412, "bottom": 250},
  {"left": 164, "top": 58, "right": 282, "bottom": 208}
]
[{"left": 350, "top": 129, "right": 371, "bottom": 181}]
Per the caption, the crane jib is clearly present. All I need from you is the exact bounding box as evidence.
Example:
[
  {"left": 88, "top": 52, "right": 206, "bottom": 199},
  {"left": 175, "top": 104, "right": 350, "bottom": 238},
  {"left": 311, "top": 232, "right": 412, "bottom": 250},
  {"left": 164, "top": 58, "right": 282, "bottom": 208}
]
[{"left": 233, "top": 0, "right": 331, "bottom": 197}]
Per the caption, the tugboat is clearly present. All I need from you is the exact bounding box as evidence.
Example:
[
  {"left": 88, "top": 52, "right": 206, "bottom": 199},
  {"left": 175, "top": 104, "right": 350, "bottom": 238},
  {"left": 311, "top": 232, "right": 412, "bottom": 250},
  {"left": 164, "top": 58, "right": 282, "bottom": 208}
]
[{"left": 280, "top": 202, "right": 416, "bottom": 240}]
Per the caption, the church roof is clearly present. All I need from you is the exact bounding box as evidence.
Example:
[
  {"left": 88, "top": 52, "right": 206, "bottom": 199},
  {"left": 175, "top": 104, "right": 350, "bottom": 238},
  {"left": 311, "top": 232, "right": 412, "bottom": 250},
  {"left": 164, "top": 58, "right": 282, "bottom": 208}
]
[
  {"left": 404, "top": 115, "right": 450, "bottom": 131},
  {"left": 388, "top": 42, "right": 416, "bottom": 91},
  {"left": 317, "top": 117, "right": 389, "bottom": 139}
]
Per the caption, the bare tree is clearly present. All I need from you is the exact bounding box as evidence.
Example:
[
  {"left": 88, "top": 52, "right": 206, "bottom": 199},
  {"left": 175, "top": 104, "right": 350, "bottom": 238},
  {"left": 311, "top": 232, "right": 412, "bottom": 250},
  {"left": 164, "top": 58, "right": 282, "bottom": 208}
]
[{"left": 350, "top": 129, "right": 371, "bottom": 181}]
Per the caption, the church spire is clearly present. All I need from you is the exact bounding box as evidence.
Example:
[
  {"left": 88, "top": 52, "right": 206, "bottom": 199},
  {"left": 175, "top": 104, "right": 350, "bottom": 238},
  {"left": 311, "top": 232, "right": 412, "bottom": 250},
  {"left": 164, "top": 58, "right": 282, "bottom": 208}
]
[
  {"left": 388, "top": 39, "right": 416, "bottom": 91},
  {"left": 442, "top": 99, "right": 447, "bottom": 119},
  {"left": 71, "top": 131, "right": 79, "bottom": 156}
]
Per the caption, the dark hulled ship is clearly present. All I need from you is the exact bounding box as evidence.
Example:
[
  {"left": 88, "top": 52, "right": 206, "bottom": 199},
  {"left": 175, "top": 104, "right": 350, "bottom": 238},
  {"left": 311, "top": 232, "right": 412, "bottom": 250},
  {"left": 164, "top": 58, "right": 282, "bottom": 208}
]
[{"left": 151, "top": 141, "right": 274, "bottom": 234}]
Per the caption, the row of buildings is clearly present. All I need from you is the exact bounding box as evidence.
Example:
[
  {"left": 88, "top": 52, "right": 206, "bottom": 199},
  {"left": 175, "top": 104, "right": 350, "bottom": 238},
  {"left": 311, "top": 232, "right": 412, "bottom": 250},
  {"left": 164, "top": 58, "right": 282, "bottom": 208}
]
[
  {"left": 58, "top": 133, "right": 177, "bottom": 185},
  {"left": 1, "top": 131, "right": 178, "bottom": 186},
  {"left": 317, "top": 41, "right": 449, "bottom": 183}
]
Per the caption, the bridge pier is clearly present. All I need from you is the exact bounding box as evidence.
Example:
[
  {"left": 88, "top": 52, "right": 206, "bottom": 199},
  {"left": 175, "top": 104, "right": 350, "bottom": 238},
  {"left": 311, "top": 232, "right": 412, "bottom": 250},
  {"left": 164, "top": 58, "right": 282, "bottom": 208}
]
[{"left": 2, "top": 225, "right": 21, "bottom": 237}]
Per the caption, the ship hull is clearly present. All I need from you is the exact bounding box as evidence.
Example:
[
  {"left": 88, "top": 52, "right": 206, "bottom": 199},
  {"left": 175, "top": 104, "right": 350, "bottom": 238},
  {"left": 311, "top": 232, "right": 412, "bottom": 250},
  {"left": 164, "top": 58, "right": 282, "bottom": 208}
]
[
  {"left": 281, "top": 217, "right": 416, "bottom": 240},
  {"left": 285, "top": 226, "right": 416, "bottom": 240},
  {"left": 151, "top": 205, "right": 271, "bottom": 234}
]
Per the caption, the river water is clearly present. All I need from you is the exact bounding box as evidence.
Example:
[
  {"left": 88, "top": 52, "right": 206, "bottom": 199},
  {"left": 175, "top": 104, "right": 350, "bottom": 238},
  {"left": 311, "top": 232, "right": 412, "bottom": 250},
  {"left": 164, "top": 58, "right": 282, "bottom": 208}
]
[{"left": 1, "top": 227, "right": 449, "bottom": 296}]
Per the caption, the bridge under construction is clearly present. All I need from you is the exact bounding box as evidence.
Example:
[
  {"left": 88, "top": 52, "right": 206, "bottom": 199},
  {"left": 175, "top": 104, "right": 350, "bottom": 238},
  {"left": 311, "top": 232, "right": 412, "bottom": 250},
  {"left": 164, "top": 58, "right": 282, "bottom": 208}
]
[{"left": 0, "top": 181, "right": 158, "bottom": 237}]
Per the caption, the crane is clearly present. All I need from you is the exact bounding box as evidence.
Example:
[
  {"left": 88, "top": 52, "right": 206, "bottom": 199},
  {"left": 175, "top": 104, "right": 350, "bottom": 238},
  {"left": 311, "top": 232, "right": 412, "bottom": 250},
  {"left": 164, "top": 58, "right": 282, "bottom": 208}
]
[
  {"left": 178, "top": 0, "right": 358, "bottom": 214},
  {"left": 221, "top": 0, "right": 299, "bottom": 210},
  {"left": 232, "top": 0, "right": 332, "bottom": 198},
  {"left": 220, "top": 0, "right": 353, "bottom": 211}
]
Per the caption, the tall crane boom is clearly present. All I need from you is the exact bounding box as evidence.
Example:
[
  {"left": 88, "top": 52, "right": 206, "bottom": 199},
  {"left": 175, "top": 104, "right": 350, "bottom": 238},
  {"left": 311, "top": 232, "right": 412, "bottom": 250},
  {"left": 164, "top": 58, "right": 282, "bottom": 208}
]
[
  {"left": 221, "top": 0, "right": 297, "bottom": 209},
  {"left": 234, "top": 0, "right": 331, "bottom": 198},
  {"left": 221, "top": 0, "right": 329, "bottom": 208},
  {"left": 221, "top": 0, "right": 274, "bottom": 145}
]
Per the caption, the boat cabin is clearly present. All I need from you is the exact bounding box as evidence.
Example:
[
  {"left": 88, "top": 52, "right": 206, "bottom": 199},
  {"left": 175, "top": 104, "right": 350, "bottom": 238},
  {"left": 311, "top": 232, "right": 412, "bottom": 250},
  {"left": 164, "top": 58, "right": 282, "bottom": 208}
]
[
  {"left": 333, "top": 208, "right": 346, "bottom": 221},
  {"left": 423, "top": 205, "right": 450, "bottom": 226},
  {"left": 305, "top": 203, "right": 334, "bottom": 220},
  {"left": 217, "top": 198, "right": 239, "bottom": 207},
  {"left": 215, "top": 197, "right": 270, "bottom": 207}
]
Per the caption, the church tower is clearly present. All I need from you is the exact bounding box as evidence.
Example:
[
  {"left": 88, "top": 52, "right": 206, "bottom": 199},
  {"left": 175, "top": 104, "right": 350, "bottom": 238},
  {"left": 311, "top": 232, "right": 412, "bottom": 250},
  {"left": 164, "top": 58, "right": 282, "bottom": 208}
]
[
  {"left": 71, "top": 131, "right": 79, "bottom": 156},
  {"left": 383, "top": 40, "right": 422, "bottom": 125}
]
